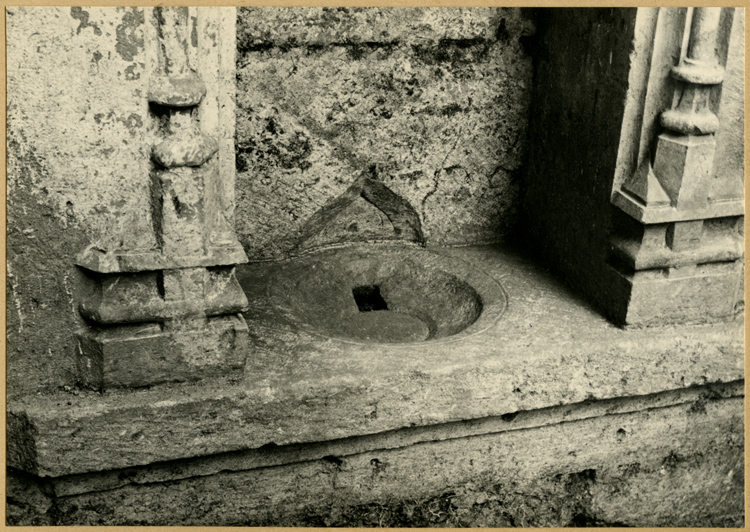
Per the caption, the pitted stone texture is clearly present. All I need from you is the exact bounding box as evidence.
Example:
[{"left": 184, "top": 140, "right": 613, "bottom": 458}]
[
  {"left": 148, "top": 74, "right": 207, "bottom": 107},
  {"left": 8, "top": 391, "right": 744, "bottom": 526},
  {"left": 152, "top": 166, "right": 207, "bottom": 256},
  {"left": 7, "top": 7, "right": 153, "bottom": 254},
  {"left": 238, "top": 7, "right": 512, "bottom": 48},
  {"left": 6, "top": 7, "right": 151, "bottom": 398},
  {"left": 235, "top": 7, "right": 535, "bottom": 260},
  {"left": 75, "top": 314, "right": 249, "bottom": 390},
  {"left": 153, "top": 131, "right": 219, "bottom": 168}
]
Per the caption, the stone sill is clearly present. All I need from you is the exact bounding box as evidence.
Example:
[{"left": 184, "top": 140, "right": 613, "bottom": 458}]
[{"left": 7, "top": 244, "right": 744, "bottom": 478}]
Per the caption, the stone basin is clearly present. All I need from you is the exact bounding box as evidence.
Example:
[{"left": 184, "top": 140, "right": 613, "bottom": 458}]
[{"left": 261, "top": 243, "right": 508, "bottom": 344}]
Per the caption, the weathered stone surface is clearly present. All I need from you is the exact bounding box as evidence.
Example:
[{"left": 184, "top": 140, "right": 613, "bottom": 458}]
[
  {"left": 609, "top": 260, "right": 743, "bottom": 326},
  {"left": 670, "top": 61, "right": 724, "bottom": 85},
  {"left": 265, "top": 245, "right": 503, "bottom": 343},
  {"left": 524, "top": 8, "right": 744, "bottom": 327},
  {"left": 613, "top": 8, "right": 688, "bottom": 194},
  {"left": 238, "top": 7, "right": 516, "bottom": 49},
  {"left": 76, "top": 267, "right": 248, "bottom": 324},
  {"left": 152, "top": 133, "right": 219, "bottom": 168},
  {"left": 19, "top": 381, "right": 739, "bottom": 498},
  {"left": 235, "top": 7, "right": 535, "bottom": 260},
  {"left": 711, "top": 8, "right": 744, "bottom": 202},
  {"left": 148, "top": 73, "right": 207, "bottom": 107},
  {"left": 612, "top": 186, "right": 744, "bottom": 224},
  {"left": 6, "top": 7, "right": 151, "bottom": 398},
  {"left": 622, "top": 160, "right": 671, "bottom": 206},
  {"left": 607, "top": 8, "right": 744, "bottom": 327},
  {"left": 652, "top": 132, "right": 714, "bottom": 209},
  {"left": 7, "top": 245, "right": 743, "bottom": 477},
  {"left": 615, "top": 8, "right": 744, "bottom": 206},
  {"left": 609, "top": 215, "right": 743, "bottom": 270},
  {"left": 74, "top": 240, "right": 249, "bottom": 273},
  {"left": 296, "top": 176, "right": 425, "bottom": 251},
  {"left": 8, "top": 388, "right": 744, "bottom": 526},
  {"left": 75, "top": 314, "right": 249, "bottom": 390}
]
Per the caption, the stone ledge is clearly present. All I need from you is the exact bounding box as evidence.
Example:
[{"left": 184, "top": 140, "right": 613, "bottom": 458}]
[
  {"left": 7, "top": 245, "right": 744, "bottom": 478},
  {"left": 612, "top": 188, "right": 744, "bottom": 224},
  {"left": 34, "top": 380, "right": 744, "bottom": 499},
  {"left": 9, "top": 391, "right": 744, "bottom": 526},
  {"left": 75, "top": 240, "right": 248, "bottom": 274}
]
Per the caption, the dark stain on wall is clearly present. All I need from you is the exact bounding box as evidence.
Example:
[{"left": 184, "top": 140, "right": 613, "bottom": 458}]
[
  {"left": 6, "top": 136, "right": 90, "bottom": 399},
  {"left": 70, "top": 7, "right": 102, "bottom": 36},
  {"left": 115, "top": 8, "right": 145, "bottom": 62}
]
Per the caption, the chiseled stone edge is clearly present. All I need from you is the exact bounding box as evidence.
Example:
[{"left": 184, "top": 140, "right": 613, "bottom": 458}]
[
  {"left": 7, "top": 320, "right": 743, "bottom": 478},
  {"left": 611, "top": 189, "right": 744, "bottom": 224},
  {"left": 75, "top": 241, "right": 248, "bottom": 273},
  {"left": 39, "top": 379, "right": 744, "bottom": 498}
]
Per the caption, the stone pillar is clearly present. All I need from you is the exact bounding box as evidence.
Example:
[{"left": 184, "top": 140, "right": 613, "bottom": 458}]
[
  {"left": 75, "top": 7, "right": 250, "bottom": 389},
  {"left": 609, "top": 8, "right": 744, "bottom": 325}
]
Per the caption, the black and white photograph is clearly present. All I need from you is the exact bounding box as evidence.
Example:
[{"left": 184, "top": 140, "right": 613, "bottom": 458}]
[{"left": 5, "top": 5, "right": 745, "bottom": 526}]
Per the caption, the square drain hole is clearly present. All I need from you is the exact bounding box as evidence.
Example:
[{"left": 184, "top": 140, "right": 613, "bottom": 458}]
[{"left": 353, "top": 285, "right": 388, "bottom": 312}]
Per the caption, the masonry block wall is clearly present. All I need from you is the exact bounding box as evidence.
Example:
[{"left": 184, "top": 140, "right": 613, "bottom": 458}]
[{"left": 234, "top": 7, "right": 536, "bottom": 260}]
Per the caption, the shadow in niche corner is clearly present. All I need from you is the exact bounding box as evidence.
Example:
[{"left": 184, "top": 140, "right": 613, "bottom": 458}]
[{"left": 295, "top": 174, "right": 425, "bottom": 254}]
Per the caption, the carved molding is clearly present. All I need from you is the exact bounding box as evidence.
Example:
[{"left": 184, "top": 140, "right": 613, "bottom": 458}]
[{"left": 74, "top": 7, "right": 250, "bottom": 389}]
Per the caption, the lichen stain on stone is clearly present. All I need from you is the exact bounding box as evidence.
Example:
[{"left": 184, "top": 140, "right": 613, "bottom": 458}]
[
  {"left": 121, "top": 114, "right": 143, "bottom": 134},
  {"left": 191, "top": 16, "right": 198, "bottom": 48},
  {"left": 70, "top": 7, "right": 102, "bottom": 36},
  {"left": 124, "top": 64, "right": 141, "bottom": 81},
  {"left": 92, "top": 111, "right": 143, "bottom": 135},
  {"left": 172, "top": 196, "right": 198, "bottom": 220},
  {"left": 115, "top": 8, "right": 145, "bottom": 62}
]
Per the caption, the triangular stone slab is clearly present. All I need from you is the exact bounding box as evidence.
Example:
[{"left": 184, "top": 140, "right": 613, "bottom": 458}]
[{"left": 296, "top": 176, "right": 424, "bottom": 252}]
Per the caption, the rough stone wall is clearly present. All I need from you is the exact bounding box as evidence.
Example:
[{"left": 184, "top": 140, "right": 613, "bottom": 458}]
[
  {"left": 6, "top": 7, "right": 151, "bottom": 398},
  {"left": 235, "top": 7, "right": 536, "bottom": 260}
]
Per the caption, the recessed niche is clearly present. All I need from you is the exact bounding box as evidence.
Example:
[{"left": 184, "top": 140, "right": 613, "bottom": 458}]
[{"left": 353, "top": 285, "right": 388, "bottom": 312}]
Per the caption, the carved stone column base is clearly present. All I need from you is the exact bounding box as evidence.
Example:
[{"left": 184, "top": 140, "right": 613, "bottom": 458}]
[
  {"left": 606, "top": 260, "right": 742, "bottom": 326},
  {"left": 75, "top": 314, "right": 249, "bottom": 389}
]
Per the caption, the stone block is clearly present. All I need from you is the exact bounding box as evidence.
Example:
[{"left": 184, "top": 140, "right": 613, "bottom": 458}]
[
  {"left": 652, "top": 132, "right": 715, "bottom": 209},
  {"left": 665, "top": 219, "right": 703, "bottom": 251},
  {"left": 204, "top": 266, "right": 250, "bottom": 316},
  {"left": 75, "top": 314, "right": 249, "bottom": 389},
  {"left": 7, "top": 388, "right": 744, "bottom": 526},
  {"left": 76, "top": 267, "right": 249, "bottom": 324},
  {"left": 609, "top": 260, "right": 743, "bottom": 326},
  {"left": 152, "top": 166, "right": 208, "bottom": 257},
  {"left": 609, "top": 223, "right": 742, "bottom": 271},
  {"left": 78, "top": 270, "right": 163, "bottom": 324},
  {"left": 162, "top": 267, "right": 205, "bottom": 302}
]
